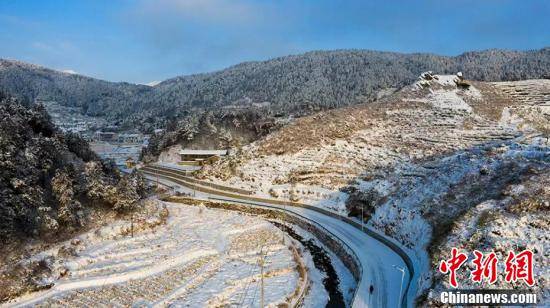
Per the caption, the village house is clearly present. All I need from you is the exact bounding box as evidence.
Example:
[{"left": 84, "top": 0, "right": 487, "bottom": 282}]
[
  {"left": 179, "top": 149, "right": 228, "bottom": 166},
  {"left": 125, "top": 157, "right": 136, "bottom": 169},
  {"left": 95, "top": 131, "right": 117, "bottom": 142},
  {"left": 117, "top": 133, "right": 143, "bottom": 144}
]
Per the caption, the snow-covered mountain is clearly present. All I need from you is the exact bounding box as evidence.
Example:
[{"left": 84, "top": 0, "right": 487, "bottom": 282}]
[
  {"left": 1, "top": 47, "right": 549, "bottom": 129},
  {"left": 196, "top": 73, "right": 550, "bottom": 304}
]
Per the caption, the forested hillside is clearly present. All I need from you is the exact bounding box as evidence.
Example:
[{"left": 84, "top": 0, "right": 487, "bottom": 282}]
[
  {"left": 0, "top": 92, "right": 146, "bottom": 244},
  {"left": 0, "top": 59, "right": 150, "bottom": 117},
  {"left": 152, "top": 48, "right": 550, "bottom": 116},
  {"left": 1, "top": 48, "right": 549, "bottom": 130}
]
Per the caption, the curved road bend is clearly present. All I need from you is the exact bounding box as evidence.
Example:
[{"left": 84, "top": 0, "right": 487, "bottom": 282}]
[{"left": 141, "top": 170, "right": 416, "bottom": 308}]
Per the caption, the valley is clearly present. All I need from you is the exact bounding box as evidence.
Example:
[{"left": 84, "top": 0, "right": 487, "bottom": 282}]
[{"left": 1, "top": 48, "right": 549, "bottom": 308}]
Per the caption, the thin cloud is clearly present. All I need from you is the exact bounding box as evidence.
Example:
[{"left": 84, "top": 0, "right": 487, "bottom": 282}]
[
  {"left": 130, "top": 0, "right": 264, "bottom": 26},
  {"left": 0, "top": 14, "right": 41, "bottom": 29},
  {"left": 32, "top": 42, "right": 55, "bottom": 52},
  {"left": 31, "top": 41, "right": 78, "bottom": 55}
]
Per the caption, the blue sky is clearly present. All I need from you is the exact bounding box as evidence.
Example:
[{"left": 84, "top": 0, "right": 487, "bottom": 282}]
[{"left": 0, "top": 0, "right": 548, "bottom": 84}]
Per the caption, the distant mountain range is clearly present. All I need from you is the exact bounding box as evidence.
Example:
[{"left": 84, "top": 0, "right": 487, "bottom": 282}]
[{"left": 1, "top": 47, "right": 549, "bottom": 130}]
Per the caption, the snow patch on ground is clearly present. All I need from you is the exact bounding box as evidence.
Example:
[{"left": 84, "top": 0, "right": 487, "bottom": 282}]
[{"left": 428, "top": 89, "right": 473, "bottom": 112}]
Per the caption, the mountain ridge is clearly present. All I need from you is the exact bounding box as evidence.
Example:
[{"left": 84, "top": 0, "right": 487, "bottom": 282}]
[
  {"left": 3, "top": 47, "right": 549, "bottom": 89},
  {"left": 1, "top": 47, "right": 549, "bottom": 130},
  {"left": 156, "top": 47, "right": 550, "bottom": 85}
]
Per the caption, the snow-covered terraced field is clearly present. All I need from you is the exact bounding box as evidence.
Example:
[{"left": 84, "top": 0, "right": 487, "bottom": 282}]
[
  {"left": 6, "top": 203, "right": 307, "bottom": 307},
  {"left": 198, "top": 76, "right": 539, "bottom": 211}
]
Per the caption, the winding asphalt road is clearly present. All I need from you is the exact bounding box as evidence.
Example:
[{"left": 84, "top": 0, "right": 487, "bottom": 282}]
[{"left": 141, "top": 167, "right": 418, "bottom": 308}]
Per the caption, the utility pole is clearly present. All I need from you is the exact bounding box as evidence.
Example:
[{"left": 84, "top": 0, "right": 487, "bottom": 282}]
[
  {"left": 260, "top": 256, "right": 265, "bottom": 308},
  {"left": 361, "top": 205, "right": 364, "bottom": 231},
  {"left": 393, "top": 265, "right": 405, "bottom": 307},
  {"left": 282, "top": 204, "right": 286, "bottom": 245},
  {"left": 258, "top": 244, "right": 267, "bottom": 307}
]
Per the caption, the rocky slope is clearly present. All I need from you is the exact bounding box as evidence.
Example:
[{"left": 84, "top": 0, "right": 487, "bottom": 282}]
[
  {"left": 197, "top": 73, "right": 549, "bottom": 303},
  {"left": 141, "top": 107, "right": 286, "bottom": 162},
  {"left": 427, "top": 167, "right": 549, "bottom": 305}
]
